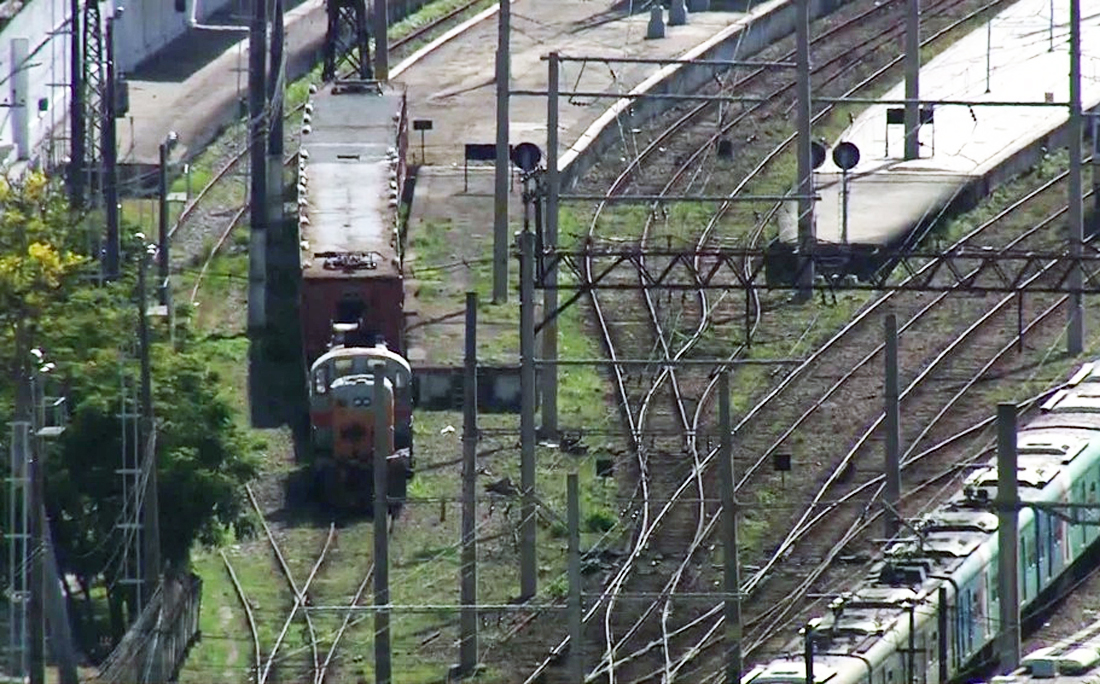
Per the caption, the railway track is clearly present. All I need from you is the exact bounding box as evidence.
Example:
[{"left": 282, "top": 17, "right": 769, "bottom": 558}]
[
  {"left": 222, "top": 484, "right": 390, "bottom": 684},
  {"left": 577, "top": 170, "right": 1097, "bottom": 683},
  {"left": 520, "top": 0, "right": 1094, "bottom": 681},
  {"left": 170, "top": 0, "right": 488, "bottom": 298}
]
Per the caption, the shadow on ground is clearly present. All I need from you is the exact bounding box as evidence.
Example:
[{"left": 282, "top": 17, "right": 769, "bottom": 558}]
[{"left": 127, "top": 0, "right": 310, "bottom": 82}]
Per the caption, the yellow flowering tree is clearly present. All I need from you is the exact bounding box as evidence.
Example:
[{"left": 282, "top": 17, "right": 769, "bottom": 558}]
[
  {"left": 0, "top": 172, "right": 89, "bottom": 413},
  {"left": 0, "top": 172, "right": 87, "bottom": 326}
]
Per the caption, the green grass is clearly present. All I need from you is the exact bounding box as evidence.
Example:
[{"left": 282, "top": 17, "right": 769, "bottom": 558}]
[{"left": 174, "top": 0, "right": 566, "bottom": 680}]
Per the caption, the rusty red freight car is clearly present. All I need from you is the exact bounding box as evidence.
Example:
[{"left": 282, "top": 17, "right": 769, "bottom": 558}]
[
  {"left": 298, "top": 80, "right": 408, "bottom": 363},
  {"left": 296, "top": 79, "right": 412, "bottom": 514}
]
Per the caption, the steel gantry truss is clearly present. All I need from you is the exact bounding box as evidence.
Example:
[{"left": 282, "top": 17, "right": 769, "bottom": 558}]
[
  {"left": 80, "top": 0, "right": 105, "bottom": 202},
  {"left": 323, "top": 0, "right": 372, "bottom": 81},
  {"left": 529, "top": 244, "right": 1100, "bottom": 331}
]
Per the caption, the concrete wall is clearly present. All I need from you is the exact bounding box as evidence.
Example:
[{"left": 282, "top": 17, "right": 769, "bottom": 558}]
[
  {"left": 113, "top": 0, "right": 237, "bottom": 74},
  {"left": 0, "top": 0, "right": 238, "bottom": 170},
  {"left": 561, "top": 0, "right": 848, "bottom": 187},
  {"left": 0, "top": 0, "right": 71, "bottom": 168}
]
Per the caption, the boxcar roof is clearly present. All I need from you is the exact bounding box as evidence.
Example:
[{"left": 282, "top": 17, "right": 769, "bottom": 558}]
[{"left": 299, "top": 83, "right": 403, "bottom": 279}]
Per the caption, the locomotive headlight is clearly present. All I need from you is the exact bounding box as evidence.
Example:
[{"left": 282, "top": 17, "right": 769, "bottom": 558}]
[{"left": 352, "top": 397, "right": 363, "bottom": 407}]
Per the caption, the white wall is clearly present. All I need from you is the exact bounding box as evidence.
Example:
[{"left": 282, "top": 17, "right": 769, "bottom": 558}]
[
  {"left": 0, "top": 0, "right": 237, "bottom": 170},
  {"left": 0, "top": 0, "right": 71, "bottom": 168},
  {"left": 113, "top": 0, "right": 237, "bottom": 74}
]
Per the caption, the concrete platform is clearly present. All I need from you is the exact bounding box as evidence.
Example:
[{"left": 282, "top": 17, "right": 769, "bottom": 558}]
[
  {"left": 779, "top": 0, "right": 1100, "bottom": 248},
  {"left": 393, "top": 0, "right": 746, "bottom": 167},
  {"left": 118, "top": 0, "right": 325, "bottom": 174}
]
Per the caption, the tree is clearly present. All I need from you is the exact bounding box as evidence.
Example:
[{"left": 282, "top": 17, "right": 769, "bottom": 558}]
[{"left": 0, "top": 175, "right": 258, "bottom": 654}]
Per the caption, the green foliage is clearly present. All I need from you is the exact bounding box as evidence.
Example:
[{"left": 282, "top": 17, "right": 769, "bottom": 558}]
[
  {"left": 584, "top": 509, "right": 616, "bottom": 533},
  {"left": 0, "top": 174, "right": 257, "bottom": 651}
]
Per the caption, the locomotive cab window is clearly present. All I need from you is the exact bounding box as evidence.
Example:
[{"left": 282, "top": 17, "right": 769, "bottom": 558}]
[
  {"left": 336, "top": 296, "right": 366, "bottom": 322},
  {"left": 334, "top": 358, "right": 354, "bottom": 378}
]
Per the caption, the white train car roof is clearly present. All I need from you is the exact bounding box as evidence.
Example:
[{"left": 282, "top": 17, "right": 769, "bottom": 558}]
[
  {"left": 298, "top": 81, "right": 405, "bottom": 280},
  {"left": 744, "top": 360, "right": 1100, "bottom": 684},
  {"left": 986, "top": 618, "right": 1100, "bottom": 684}
]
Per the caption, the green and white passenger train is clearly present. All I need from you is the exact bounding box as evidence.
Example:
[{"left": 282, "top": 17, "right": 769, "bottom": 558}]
[{"left": 743, "top": 361, "right": 1100, "bottom": 684}]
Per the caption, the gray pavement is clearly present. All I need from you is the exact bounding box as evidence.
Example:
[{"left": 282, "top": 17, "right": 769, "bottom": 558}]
[
  {"left": 119, "top": 0, "right": 326, "bottom": 167},
  {"left": 779, "top": 0, "right": 1100, "bottom": 248},
  {"left": 394, "top": 0, "right": 744, "bottom": 167}
]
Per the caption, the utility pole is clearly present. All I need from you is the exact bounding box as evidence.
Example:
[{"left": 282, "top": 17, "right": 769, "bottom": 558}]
[
  {"left": 373, "top": 0, "right": 388, "bottom": 82},
  {"left": 518, "top": 231, "right": 537, "bottom": 600},
  {"left": 995, "top": 403, "right": 1020, "bottom": 673},
  {"left": 103, "top": 14, "right": 119, "bottom": 280},
  {"left": 458, "top": 292, "right": 479, "bottom": 676},
  {"left": 794, "top": 0, "right": 814, "bottom": 299},
  {"left": 157, "top": 138, "right": 173, "bottom": 306},
  {"left": 138, "top": 245, "right": 161, "bottom": 597},
  {"left": 1067, "top": 0, "right": 1084, "bottom": 355},
  {"left": 267, "top": 0, "right": 285, "bottom": 224},
  {"left": 903, "top": 0, "right": 920, "bottom": 160},
  {"left": 542, "top": 52, "right": 560, "bottom": 439},
  {"left": 248, "top": 0, "right": 268, "bottom": 330},
  {"left": 7, "top": 420, "right": 30, "bottom": 682},
  {"left": 68, "top": 0, "right": 84, "bottom": 208},
  {"left": 567, "top": 471, "right": 583, "bottom": 683},
  {"left": 27, "top": 367, "right": 44, "bottom": 684},
  {"left": 372, "top": 366, "right": 392, "bottom": 684},
  {"left": 718, "top": 371, "right": 741, "bottom": 684},
  {"left": 492, "top": 0, "right": 511, "bottom": 303},
  {"left": 803, "top": 624, "right": 815, "bottom": 684},
  {"left": 884, "top": 313, "right": 901, "bottom": 540}
]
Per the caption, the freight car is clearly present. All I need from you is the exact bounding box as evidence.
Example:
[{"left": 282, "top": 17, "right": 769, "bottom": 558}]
[
  {"left": 297, "top": 79, "right": 413, "bottom": 513},
  {"left": 743, "top": 360, "right": 1100, "bottom": 684}
]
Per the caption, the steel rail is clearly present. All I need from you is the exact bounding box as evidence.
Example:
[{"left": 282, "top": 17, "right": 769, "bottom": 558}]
[
  {"left": 245, "top": 485, "right": 329, "bottom": 684},
  {"left": 525, "top": 0, "right": 988, "bottom": 679},
  {"left": 220, "top": 550, "right": 263, "bottom": 682},
  {"left": 577, "top": 0, "right": 985, "bottom": 676}
]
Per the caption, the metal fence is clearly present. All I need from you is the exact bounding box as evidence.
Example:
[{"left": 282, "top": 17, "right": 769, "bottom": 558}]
[{"left": 94, "top": 573, "right": 202, "bottom": 684}]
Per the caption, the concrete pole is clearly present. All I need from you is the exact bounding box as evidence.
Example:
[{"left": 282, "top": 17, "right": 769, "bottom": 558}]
[
  {"left": 567, "top": 471, "right": 583, "bottom": 683},
  {"left": 267, "top": 0, "right": 285, "bottom": 224},
  {"left": 998, "top": 402, "right": 1020, "bottom": 677},
  {"left": 985, "top": 21, "right": 992, "bottom": 94},
  {"left": 492, "top": 0, "right": 511, "bottom": 303},
  {"left": 373, "top": 0, "right": 388, "bottom": 82},
  {"left": 884, "top": 313, "right": 901, "bottom": 540},
  {"left": 795, "top": 0, "right": 814, "bottom": 299},
  {"left": 996, "top": 403, "right": 1019, "bottom": 673},
  {"left": 1092, "top": 115, "right": 1099, "bottom": 216},
  {"left": 10, "top": 38, "right": 28, "bottom": 161},
  {"left": 28, "top": 374, "right": 44, "bottom": 684},
  {"left": 69, "top": 0, "right": 84, "bottom": 208},
  {"left": 103, "top": 21, "right": 120, "bottom": 280},
  {"left": 459, "top": 292, "right": 479, "bottom": 675},
  {"left": 542, "top": 52, "right": 560, "bottom": 439},
  {"left": 803, "top": 624, "right": 815, "bottom": 684},
  {"left": 248, "top": 0, "right": 268, "bottom": 330},
  {"left": 718, "top": 372, "right": 741, "bottom": 684},
  {"left": 1068, "top": 0, "right": 1084, "bottom": 356},
  {"left": 937, "top": 586, "right": 948, "bottom": 683},
  {"left": 373, "top": 367, "right": 392, "bottom": 684},
  {"left": 42, "top": 521, "right": 78, "bottom": 684},
  {"left": 903, "top": 0, "right": 920, "bottom": 160},
  {"left": 138, "top": 247, "right": 161, "bottom": 599},
  {"left": 519, "top": 232, "right": 537, "bottom": 600},
  {"left": 158, "top": 141, "right": 170, "bottom": 305},
  {"left": 9, "top": 421, "right": 29, "bottom": 680}
]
